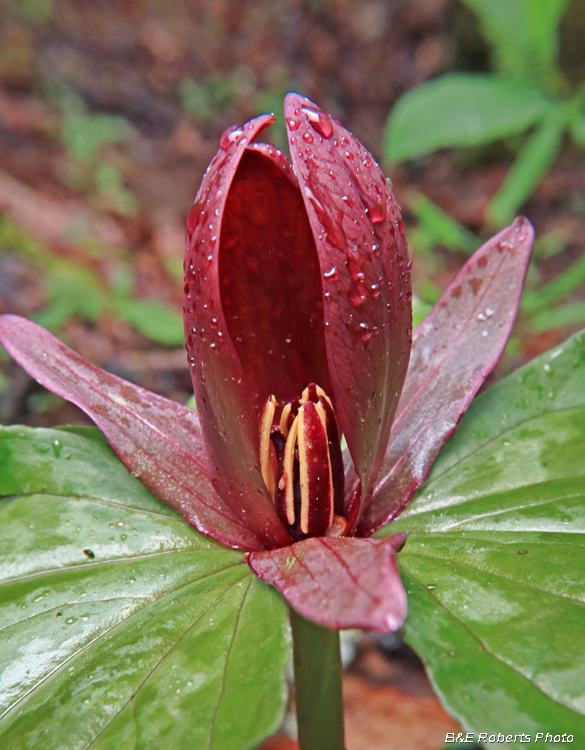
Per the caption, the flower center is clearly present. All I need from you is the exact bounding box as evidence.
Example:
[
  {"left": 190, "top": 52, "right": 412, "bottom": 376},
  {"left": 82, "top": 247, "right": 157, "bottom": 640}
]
[{"left": 259, "top": 384, "right": 346, "bottom": 541}]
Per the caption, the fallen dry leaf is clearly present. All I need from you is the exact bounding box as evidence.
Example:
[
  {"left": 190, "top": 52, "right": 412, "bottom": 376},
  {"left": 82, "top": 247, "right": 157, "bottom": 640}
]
[{"left": 259, "top": 673, "right": 460, "bottom": 750}]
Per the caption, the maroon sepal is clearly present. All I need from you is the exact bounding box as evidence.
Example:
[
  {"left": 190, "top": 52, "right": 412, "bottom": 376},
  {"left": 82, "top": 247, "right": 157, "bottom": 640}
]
[
  {"left": 358, "top": 218, "right": 534, "bottom": 535},
  {"left": 248, "top": 534, "right": 408, "bottom": 632},
  {"left": 0, "top": 315, "right": 259, "bottom": 550},
  {"left": 184, "top": 113, "right": 294, "bottom": 549}
]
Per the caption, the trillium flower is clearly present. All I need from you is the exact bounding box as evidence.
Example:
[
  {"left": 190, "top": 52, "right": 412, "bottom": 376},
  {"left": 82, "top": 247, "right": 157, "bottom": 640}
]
[{"left": 0, "top": 94, "right": 533, "bottom": 635}]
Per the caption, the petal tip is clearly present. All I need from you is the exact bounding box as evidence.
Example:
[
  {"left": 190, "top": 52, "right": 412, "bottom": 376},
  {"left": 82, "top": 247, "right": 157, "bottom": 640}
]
[{"left": 512, "top": 215, "right": 535, "bottom": 243}]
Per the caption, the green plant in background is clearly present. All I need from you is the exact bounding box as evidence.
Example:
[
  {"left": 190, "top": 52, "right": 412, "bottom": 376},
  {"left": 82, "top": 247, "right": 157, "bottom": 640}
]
[
  {"left": 0, "top": 216, "right": 184, "bottom": 349},
  {"left": 384, "top": 0, "right": 585, "bottom": 340},
  {"left": 179, "top": 69, "right": 298, "bottom": 152},
  {"left": 44, "top": 83, "right": 138, "bottom": 216},
  {"left": 7, "top": 0, "right": 54, "bottom": 25},
  {"left": 384, "top": 0, "right": 583, "bottom": 227}
]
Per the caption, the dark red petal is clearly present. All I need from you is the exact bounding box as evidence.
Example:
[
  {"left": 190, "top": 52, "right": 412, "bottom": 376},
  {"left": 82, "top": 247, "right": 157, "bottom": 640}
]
[
  {"left": 0, "top": 315, "right": 260, "bottom": 550},
  {"left": 219, "top": 149, "right": 331, "bottom": 408},
  {"left": 185, "top": 114, "right": 295, "bottom": 550},
  {"left": 185, "top": 112, "right": 339, "bottom": 549},
  {"left": 248, "top": 534, "right": 408, "bottom": 632},
  {"left": 359, "top": 218, "right": 534, "bottom": 536},
  {"left": 284, "top": 93, "right": 412, "bottom": 512}
]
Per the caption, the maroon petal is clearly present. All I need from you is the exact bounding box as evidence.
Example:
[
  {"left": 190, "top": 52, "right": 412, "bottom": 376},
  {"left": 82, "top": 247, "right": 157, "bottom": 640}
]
[
  {"left": 359, "top": 218, "right": 534, "bottom": 536},
  {"left": 284, "top": 93, "right": 412, "bottom": 514},
  {"left": 248, "top": 534, "right": 408, "bottom": 632},
  {"left": 0, "top": 315, "right": 260, "bottom": 550},
  {"left": 185, "top": 114, "right": 299, "bottom": 550}
]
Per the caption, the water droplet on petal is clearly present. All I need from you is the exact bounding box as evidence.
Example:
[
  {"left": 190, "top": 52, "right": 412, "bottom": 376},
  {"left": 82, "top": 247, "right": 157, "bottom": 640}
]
[
  {"left": 301, "top": 107, "right": 333, "bottom": 138},
  {"left": 303, "top": 131, "right": 314, "bottom": 144},
  {"left": 287, "top": 118, "right": 300, "bottom": 131},
  {"left": 347, "top": 259, "right": 365, "bottom": 282},
  {"left": 359, "top": 322, "right": 371, "bottom": 341},
  {"left": 368, "top": 202, "right": 386, "bottom": 224},
  {"left": 324, "top": 266, "right": 339, "bottom": 281},
  {"left": 349, "top": 286, "right": 366, "bottom": 307}
]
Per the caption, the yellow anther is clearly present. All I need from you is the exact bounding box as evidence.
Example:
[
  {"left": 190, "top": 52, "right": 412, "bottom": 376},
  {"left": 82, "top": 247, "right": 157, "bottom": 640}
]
[
  {"left": 283, "top": 414, "right": 299, "bottom": 526},
  {"left": 279, "top": 402, "right": 292, "bottom": 435},
  {"left": 314, "top": 400, "right": 334, "bottom": 530},
  {"left": 259, "top": 395, "right": 276, "bottom": 497},
  {"left": 326, "top": 515, "right": 347, "bottom": 538},
  {"left": 316, "top": 385, "right": 333, "bottom": 408}
]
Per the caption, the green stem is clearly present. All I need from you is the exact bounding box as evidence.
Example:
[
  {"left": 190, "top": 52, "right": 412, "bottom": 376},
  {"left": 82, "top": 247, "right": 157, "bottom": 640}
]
[{"left": 289, "top": 607, "right": 346, "bottom": 750}]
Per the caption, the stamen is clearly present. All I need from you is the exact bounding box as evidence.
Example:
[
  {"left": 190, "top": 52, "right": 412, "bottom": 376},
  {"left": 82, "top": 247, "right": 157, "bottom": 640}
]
[
  {"left": 326, "top": 515, "right": 348, "bottom": 537},
  {"left": 315, "top": 385, "right": 332, "bottom": 408},
  {"left": 283, "top": 414, "right": 299, "bottom": 526},
  {"left": 260, "top": 384, "right": 346, "bottom": 541},
  {"left": 259, "top": 395, "right": 276, "bottom": 497},
  {"left": 279, "top": 402, "right": 292, "bottom": 435},
  {"left": 314, "top": 401, "right": 334, "bottom": 530},
  {"left": 300, "top": 383, "right": 319, "bottom": 403}
]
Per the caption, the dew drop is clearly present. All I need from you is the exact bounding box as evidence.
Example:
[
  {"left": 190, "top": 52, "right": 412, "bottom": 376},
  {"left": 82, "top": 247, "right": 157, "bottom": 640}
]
[
  {"left": 301, "top": 107, "right": 333, "bottom": 138},
  {"left": 359, "top": 322, "right": 371, "bottom": 342},
  {"left": 324, "top": 266, "right": 339, "bottom": 281},
  {"left": 219, "top": 130, "right": 232, "bottom": 151},
  {"left": 368, "top": 202, "right": 386, "bottom": 224},
  {"left": 347, "top": 259, "right": 365, "bottom": 282},
  {"left": 52, "top": 439, "right": 62, "bottom": 458},
  {"left": 349, "top": 286, "right": 366, "bottom": 307},
  {"left": 302, "top": 131, "right": 314, "bottom": 144},
  {"left": 286, "top": 118, "right": 300, "bottom": 131}
]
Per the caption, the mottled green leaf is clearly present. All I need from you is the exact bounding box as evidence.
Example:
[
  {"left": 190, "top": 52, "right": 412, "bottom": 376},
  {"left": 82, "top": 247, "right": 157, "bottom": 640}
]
[
  {"left": 380, "top": 329, "right": 585, "bottom": 741},
  {"left": 0, "top": 426, "right": 289, "bottom": 750}
]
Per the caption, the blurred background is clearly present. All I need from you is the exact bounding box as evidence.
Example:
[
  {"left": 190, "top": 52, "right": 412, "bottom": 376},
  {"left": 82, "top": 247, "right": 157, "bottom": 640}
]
[{"left": 0, "top": 1, "right": 584, "bottom": 747}]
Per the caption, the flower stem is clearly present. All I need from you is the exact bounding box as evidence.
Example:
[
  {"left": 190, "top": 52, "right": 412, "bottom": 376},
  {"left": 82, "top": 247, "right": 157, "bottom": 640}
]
[{"left": 289, "top": 607, "right": 346, "bottom": 750}]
